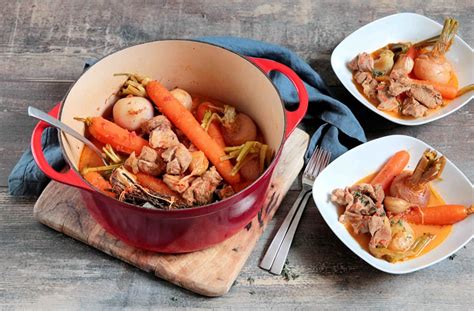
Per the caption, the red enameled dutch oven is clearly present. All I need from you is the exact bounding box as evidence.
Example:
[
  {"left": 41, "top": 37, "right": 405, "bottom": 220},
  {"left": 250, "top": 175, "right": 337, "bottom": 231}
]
[{"left": 31, "top": 40, "right": 308, "bottom": 253}]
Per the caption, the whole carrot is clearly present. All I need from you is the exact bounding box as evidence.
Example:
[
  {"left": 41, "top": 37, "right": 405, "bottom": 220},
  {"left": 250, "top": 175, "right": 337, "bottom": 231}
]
[
  {"left": 371, "top": 150, "right": 410, "bottom": 192},
  {"left": 146, "top": 80, "right": 240, "bottom": 186},
  {"left": 136, "top": 172, "right": 182, "bottom": 201},
  {"left": 83, "top": 116, "right": 148, "bottom": 155},
  {"left": 403, "top": 205, "right": 473, "bottom": 225},
  {"left": 83, "top": 171, "right": 115, "bottom": 198},
  {"left": 197, "top": 102, "right": 226, "bottom": 148}
]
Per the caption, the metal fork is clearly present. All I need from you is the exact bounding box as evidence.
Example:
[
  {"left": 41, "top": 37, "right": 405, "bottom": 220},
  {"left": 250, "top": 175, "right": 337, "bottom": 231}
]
[{"left": 260, "top": 147, "right": 331, "bottom": 274}]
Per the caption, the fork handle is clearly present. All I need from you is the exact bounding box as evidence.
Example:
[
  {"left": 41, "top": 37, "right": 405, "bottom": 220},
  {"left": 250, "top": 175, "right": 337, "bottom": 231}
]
[
  {"left": 269, "top": 190, "right": 312, "bottom": 275},
  {"left": 259, "top": 185, "right": 312, "bottom": 270}
]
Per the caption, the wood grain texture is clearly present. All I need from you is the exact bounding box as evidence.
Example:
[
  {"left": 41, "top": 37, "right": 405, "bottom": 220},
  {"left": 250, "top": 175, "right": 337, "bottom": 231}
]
[
  {"left": 33, "top": 129, "right": 309, "bottom": 297},
  {"left": 0, "top": 0, "right": 473, "bottom": 309}
]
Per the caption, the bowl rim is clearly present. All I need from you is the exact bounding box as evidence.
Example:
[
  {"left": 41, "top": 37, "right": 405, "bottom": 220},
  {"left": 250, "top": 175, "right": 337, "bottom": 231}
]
[
  {"left": 57, "top": 39, "right": 289, "bottom": 216},
  {"left": 312, "top": 134, "right": 473, "bottom": 274},
  {"left": 331, "top": 12, "right": 474, "bottom": 126}
]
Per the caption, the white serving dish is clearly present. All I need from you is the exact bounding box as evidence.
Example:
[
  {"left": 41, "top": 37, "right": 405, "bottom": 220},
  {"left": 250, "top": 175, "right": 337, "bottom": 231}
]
[
  {"left": 331, "top": 13, "right": 473, "bottom": 126},
  {"left": 312, "top": 135, "right": 473, "bottom": 274}
]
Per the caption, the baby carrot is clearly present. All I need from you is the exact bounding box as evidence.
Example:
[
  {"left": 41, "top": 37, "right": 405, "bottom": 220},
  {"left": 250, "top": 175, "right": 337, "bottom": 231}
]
[
  {"left": 83, "top": 171, "right": 115, "bottom": 198},
  {"left": 146, "top": 80, "right": 240, "bottom": 186},
  {"left": 412, "top": 79, "right": 458, "bottom": 99},
  {"left": 197, "top": 102, "right": 227, "bottom": 148},
  {"left": 85, "top": 116, "right": 148, "bottom": 155},
  {"left": 371, "top": 150, "right": 410, "bottom": 193},
  {"left": 403, "top": 205, "right": 473, "bottom": 225}
]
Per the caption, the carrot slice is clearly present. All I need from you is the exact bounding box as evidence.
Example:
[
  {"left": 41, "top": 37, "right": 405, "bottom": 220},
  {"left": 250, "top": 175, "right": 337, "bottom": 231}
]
[
  {"left": 86, "top": 116, "right": 148, "bottom": 155},
  {"left": 146, "top": 80, "right": 240, "bottom": 186},
  {"left": 371, "top": 150, "right": 410, "bottom": 192},
  {"left": 135, "top": 172, "right": 181, "bottom": 199},
  {"left": 403, "top": 205, "right": 473, "bottom": 225}
]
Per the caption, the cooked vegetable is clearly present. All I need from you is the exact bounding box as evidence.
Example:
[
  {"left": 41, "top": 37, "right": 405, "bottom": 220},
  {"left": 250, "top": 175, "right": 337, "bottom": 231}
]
[
  {"left": 135, "top": 172, "right": 182, "bottom": 201},
  {"left": 457, "top": 84, "right": 474, "bottom": 97},
  {"left": 370, "top": 150, "right": 410, "bottom": 192},
  {"left": 115, "top": 73, "right": 151, "bottom": 97},
  {"left": 112, "top": 96, "right": 154, "bottom": 131},
  {"left": 373, "top": 50, "right": 394, "bottom": 75},
  {"left": 387, "top": 220, "right": 415, "bottom": 252},
  {"left": 222, "top": 112, "right": 257, "bottom": 146},
  {"left": 76, "top": 116, "right": 148, "bottom": 155},
  {"left": 239, "top": 154, "right": 261, "bottom": 181},
  {"left": 413, "top": 18, "right": 458, "bottom": 84},
  {"left": 390, "top": 149, "right": 445, "bottom": 207},
  {"left": 384, "top": 196, "right": 413, "bottom": 214},
  {"left": 170, "top": 88, "right": 193, "bottom": 111},
  {"left": 369, "top": 233, "right": 434, "bottom": 263},
  {"left": 83, "top": 171, "right": 115, "bottom": 198},
  {"left": 403, "top": 205, "right": 473, "bottom": 225},
  {"left": 197, "top": 102, "right": 226, "bottom": 148},
  {"left": 145, "top": 80, "right": 241, "bottom": 186}
]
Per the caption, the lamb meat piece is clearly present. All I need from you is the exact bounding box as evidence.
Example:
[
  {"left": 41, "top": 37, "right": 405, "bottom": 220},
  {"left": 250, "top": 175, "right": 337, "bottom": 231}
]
[
  {"left": 376, "top": 85, "right": 399, "bottom": 112},
  {"left": 137, "top": 146, "right": 165, "bottom": 176},
  {"left": 162, "top": 174, "right": 193, "bottom": 194},
  {"left": 149, "top": 127, "right": 179, "bottom": 149},
  {"left": 368, "top": 216, "right": 392, "bottom": 248},
  {"left": 217, "top": 185, "right": 235, "bottom": 200},
  {"left": 339, "top": 212, "right": 372, "bottom": 234},
  {"left": 401, "top": 97, "right": 428, "bottom": 118},
  {"left": 182, "top": 167, "right": 222, "bottom": 205},
  {"left": 388, "top": 80, "right": 411, "bottom": 97},
  {"left": 348, "top": 52, "right": 374, "bottom": 72},
  {"left": 331, "top": 188, "right": 354, "bottom": 206},
  {"left": 141, "top": 115, "right": 172, "bottom": 134},
  {"left": 162, "top": 143, "right": 192, "bottom": 175},
  {"left": 362, "top": 78, "right": 378, "bottom": 100},
  {"left": 124, "top": 152, "right": 139, "bottom": 174},
  {"left": 354, "top": 71, "right": 372, "bottom": 84},
  {"left": 407, "top": 84, "right": 442, "bottom": 109}
]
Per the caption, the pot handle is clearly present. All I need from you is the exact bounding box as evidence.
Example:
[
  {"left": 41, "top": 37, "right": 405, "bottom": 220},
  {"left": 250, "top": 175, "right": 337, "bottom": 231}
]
[
  {"left": 248, "top": 57, "right": 308, "bottom": 138},
  {"left": 31, "top": 103, "right": 90, "bottom": 191}
]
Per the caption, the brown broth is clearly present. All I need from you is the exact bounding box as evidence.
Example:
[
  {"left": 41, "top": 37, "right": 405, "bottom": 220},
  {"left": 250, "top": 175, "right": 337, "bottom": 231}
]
[{"left": 339, "top": 173, "right": 452, "bottom": 261}]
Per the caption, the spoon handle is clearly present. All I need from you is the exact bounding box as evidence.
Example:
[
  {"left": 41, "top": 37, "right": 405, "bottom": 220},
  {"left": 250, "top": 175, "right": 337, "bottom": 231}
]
[{"left": 28, "top": 106, "right": 105, "bottom": 162}]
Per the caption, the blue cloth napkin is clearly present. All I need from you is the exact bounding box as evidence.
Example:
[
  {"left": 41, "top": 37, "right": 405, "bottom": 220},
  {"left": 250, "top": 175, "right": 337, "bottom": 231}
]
[{"left": 8, "top": 37, "right": 366, "bottom": 196}]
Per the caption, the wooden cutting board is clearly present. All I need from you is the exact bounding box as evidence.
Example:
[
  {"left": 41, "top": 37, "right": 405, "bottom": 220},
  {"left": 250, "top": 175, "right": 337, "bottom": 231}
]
[{"left": 34, "top": 128, "right": 309, "bottom": 297}]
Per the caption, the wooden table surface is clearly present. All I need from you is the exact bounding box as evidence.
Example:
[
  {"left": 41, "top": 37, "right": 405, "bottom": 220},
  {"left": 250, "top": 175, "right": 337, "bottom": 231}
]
[{"left": 1, "top": 1, "right": 472, "bottom": 309}]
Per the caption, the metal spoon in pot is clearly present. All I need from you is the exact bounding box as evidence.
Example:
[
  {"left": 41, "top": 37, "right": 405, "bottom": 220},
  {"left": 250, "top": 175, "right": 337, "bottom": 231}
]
[{"left": 28, "top": 106, "right": 108, "bottom": 165}]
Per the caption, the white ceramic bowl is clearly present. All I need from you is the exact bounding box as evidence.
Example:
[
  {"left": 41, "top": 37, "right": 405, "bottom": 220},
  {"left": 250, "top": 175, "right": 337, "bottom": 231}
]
[
  {"left": 331, "top": 13, "right": 473, "bottom": 126},
  {"left": 312, "top": 135, "right": 473, "bottom": 274}
]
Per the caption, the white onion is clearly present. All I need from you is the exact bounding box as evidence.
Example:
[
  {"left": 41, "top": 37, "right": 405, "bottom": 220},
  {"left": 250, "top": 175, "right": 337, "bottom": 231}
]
[
  {"left": 113, "top": 96, "right": 154, "bottom": 131},
  {"left": 170, "top": 88, "right": 193, "bottom": 110}
]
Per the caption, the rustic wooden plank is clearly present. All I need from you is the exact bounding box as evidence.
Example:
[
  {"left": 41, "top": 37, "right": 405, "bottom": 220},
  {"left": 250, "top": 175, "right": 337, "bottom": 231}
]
[{"left": 33, "top": 129, "right": 309, "bottom": 297}]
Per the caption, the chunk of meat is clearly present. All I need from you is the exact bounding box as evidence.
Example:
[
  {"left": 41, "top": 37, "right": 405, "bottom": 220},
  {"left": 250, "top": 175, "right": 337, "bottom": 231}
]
[
  {"left": 376, "top": 84, "right": 399, "bottom": 112},
  {"left": 407, "top": 84, "right": 442, "bottom": 109},
  {"left": 401, "top": 97, "right": 428, "bottom": 118},
  {"left": 368, "top": 216, "right": 392, "bottom": 248},
  {"left": 217, "top": 184, "right": 235, "bottom": 200},
  {"left": 141, "top": 115, "right": 172, "bottom": 134},
  {"left": 348, "top": 52, "right": 374, "bottom": 72},
  {"left": 362, "top": 78, "right": 378, "bottom": 100},
  {"left": 331, "top": 188, "right": 354, "bottom": 206},
  {"left": 161, "top": 143, "right": 192, "bottom": 175},
  {"left": 182, "top": 167, "right": 223, "bottom": 205},
  {"left": 354, "top": 71, "right": 373, "bottom": 84},
  {"left": 388, "top": 80, "right": 411, "bottom": 97},
  {"left": 145, "top": 115, "right": 180, "bottom": 149},
  {"left": 162, "top": 174, "right": 193, "bottom": 194},
  {"left": 124, "top": 152, "right": 139, "bottom": 174},
  {"left": 137, "top": 146, "right": 165, "bottom": 176}
]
